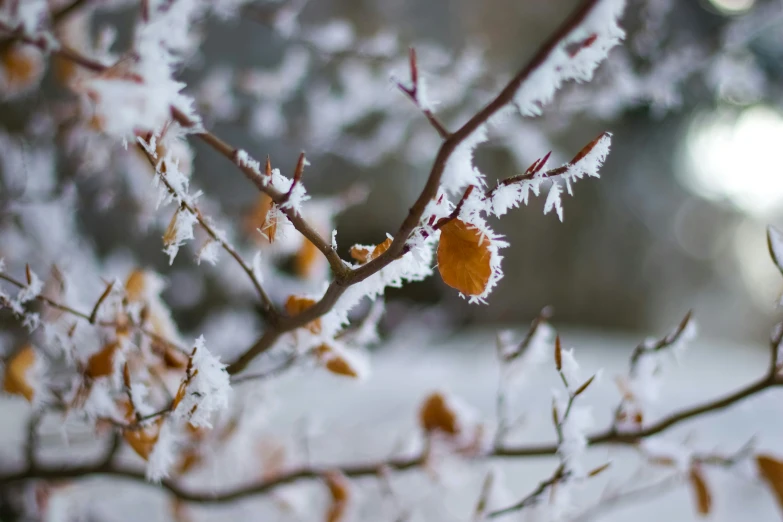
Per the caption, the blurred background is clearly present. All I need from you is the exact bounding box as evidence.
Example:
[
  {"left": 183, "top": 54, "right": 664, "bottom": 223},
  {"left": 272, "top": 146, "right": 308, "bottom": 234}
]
[
  {"left": 199, "top": 0, "right": 783, "bottom": 344},
  {"left": 3, "top": 0, "right": 783, "bottom": 345}
]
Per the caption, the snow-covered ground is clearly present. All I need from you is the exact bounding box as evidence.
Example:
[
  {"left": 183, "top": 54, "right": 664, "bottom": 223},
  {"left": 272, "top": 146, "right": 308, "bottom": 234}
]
[{"left": 2, "top": 326, "right": 782, "bottom": 521}]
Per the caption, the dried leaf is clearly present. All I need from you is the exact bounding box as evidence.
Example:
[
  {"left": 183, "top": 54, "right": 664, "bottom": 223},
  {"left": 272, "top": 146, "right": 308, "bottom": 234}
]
[
  {"left": 1, "top": 44, "right": 43, "bottom": 92},
  {"left": 570, "top": 132, "right": 609, "bottom": 165},
  {"left": 124, "top": 269, "right": 146, "bottom": 302},
  {"left": 688, "top": 466, "right": 712, "bottom": 516},
  {"left": 123, "top": 419, "right": 163, "bottom": 461},
  {"left": 350, "top": 237, "right": 392, "bottom": 264},
  {"left": 86, "top": 342, "right": 119, "bottom": 379},
  {"left": 315, "top": 345, "right": 360, "bottom": 378},
  {"left": 757, "top": 454, "right": 783, "bottom": 513},
  {"left": 285, "top": 295, "right": 322, "bottom": 334},
  {"left": 294, "top": 238, "right": 321, "bottom": 279},
  {"left": 574, "top": 374, "right": 596, "bottom": 396},
  {"left": 4, "top": 344, "right": 36, "bottom": 401},
  {"left": 244, "top": 193, "right": 276, "bottom": 242},
  {"left": 324, "top": 471, "right": 351, "bottom": 522},
  {"left": 419, "top": 392, "right": 460, "bottom": 435},
  {"left": 176, "top": 449, "right": 202, "bottom": 476},
  {"left": 437, "top": 219, "right": 492, "bottom": 296},
  {"left": 162, "top": 211, "right": 180, "bottom": 247},
  {"left": 588, "top": 462, "right": 611, "bottom": 477}
]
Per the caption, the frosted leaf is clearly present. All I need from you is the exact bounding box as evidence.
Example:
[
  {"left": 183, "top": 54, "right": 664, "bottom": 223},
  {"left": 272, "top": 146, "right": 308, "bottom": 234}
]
[
  {"left": 559, "top": 404, "right": 594, "bottom": 477},
  {"left": 173, "top": 336, "right": 232, "bottom": 429},
  {"left": 640, "top": 436, "right": 693, "bottom": 471},
  {"left": 491, "top": 133, "right": 612, "bottom": 220},
  {"left": 560, "top": 348, "right": 582, "bottom": 391},
  {"left": 234, "top": 149, "right": 261, "bottom": 175},
  {"left": 501, "top": 322, "right": 554, "bottom": 386},
  {"left": 544, "top": 181, "right": 563, "bottom": 221},
  {"left": 512, "top": 0, "right": 627, "bottom": 116},
  {"left": 441, "top": 124, "right": 488, "bottom": 195},
  {"left": 13, "top": 269, "right": 43, "bottom": 308},
  {"left": 197, "top": 240, "right": 220, "bottom": 266},
  {"left": 129, "top": 383, "right": 156, "bottom": 417},
  {"left": 146, "top": 420, "right": 179, "bottom": 482},
  {"left": 452, "top": 212, "right": 509, "bottom": 304},
  {"left": 163, "top": 209, "right": 198, "bottom": 264}
]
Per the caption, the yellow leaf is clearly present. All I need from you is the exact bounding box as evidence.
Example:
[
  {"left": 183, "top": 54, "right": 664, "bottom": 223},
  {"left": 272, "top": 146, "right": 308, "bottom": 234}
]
[
  {"left": 688, "top": 466, "right": 711, "bottom": 516},
  {"left": 350, "top": 237, "right": 392, "bottom": 264},
  {"left": 3, "top": 344, "right": 36, "bottom": 402},
  {"left": 419, "top": 392, "right": 460, "bottom": 436},
  {"left": 285, "top": 296, "right": 321, "bottom": 334},
  {"left": 86, "top": 342, "right": 119, "bottom": 379},
  {"left": 757, "top": 454, "right": 783, "bottom": 514},
  {"left": 437, "top": 219, "right": 492, "bottom": 296}
]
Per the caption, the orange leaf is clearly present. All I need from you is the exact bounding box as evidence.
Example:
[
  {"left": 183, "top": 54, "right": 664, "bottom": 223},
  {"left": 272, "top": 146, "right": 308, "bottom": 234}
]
[
  {"left": 315, "top": 344, "right": 360, "bottom": 378},
  {"left": 244, "top": 193, "right": 277, "bottom": 243},
  {"left": 4, "top": 344, "right": 37, "bottom": 402},
  {"left": 285, "top": 296, "right": 322, "bottom": 334},
  {"left": 176, "top": 449, "right": 203, "bottom": 476},
  {"left": 350, "top": 237, "right": 392, "bottom": 264},
  {"left": 1, "top": 44, "right": 43, "bottom": 92},
  {"left": 437, "top": 219, "right": 492, "bottom": 296},
  {"left": 419, "top": 392, "right": 460, "bottom": 436},
  {"left": 324, "top": 471, "right": 351, "bottom": 522},
  {"left": 757, "top": 455, "right": 783, "bottom": 514},
  {"left": 123, "top": 419, "right": 163, "bottom": 461},
  {"left": 294, "top": 239, "right": 321, "bottom": 279},
  {"left": 688, "top": 466, "right": 711, "bottom": 516},
  {"left": 86, "top": 342, "right": 119, "bottom": 379},
  {"left": 124, "top": 269, "right": 146, "bottom": 302},
  {"left": 162, "top": 211, "right": 179, "bottom": 247}
]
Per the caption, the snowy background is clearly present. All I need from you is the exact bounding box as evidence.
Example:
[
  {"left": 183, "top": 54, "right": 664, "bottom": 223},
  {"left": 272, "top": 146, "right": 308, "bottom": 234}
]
[
  {"left": 1, "top": 326, "right": 780, "bottom": 521},
  {"left": 3, "top": 0, "right": 783, "bottom": 520}
]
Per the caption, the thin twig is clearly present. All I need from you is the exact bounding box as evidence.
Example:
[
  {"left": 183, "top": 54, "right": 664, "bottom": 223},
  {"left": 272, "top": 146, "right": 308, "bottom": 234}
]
[
  {"left": 488, "top": 464, "right": 567, "bottom": 518},
  {"left": 136, "top": 141, "right": 277, "bottom": 319}
]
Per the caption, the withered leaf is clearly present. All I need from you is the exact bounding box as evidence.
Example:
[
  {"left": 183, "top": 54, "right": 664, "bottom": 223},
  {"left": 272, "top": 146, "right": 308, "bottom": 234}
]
[
  {"left": 350, "top": 237, "right": 392, "bottom": 264},
  {"left": 123, "top": 419, "right": 163, "bottom": 461},
  {"left": 688, "top": 466, "right": 712, "bottom": 516},
  {"left": 315, "top": 344, "right": 360, "bottom": 378},
  {"left": 4, "top": 344, "right": 37, "bottom": 402},
  {"left": 419, "top": 392, "right": 460, "bottom": 435},
  {"left": 294, "top": 238, "right": 321, "bottom": 279},
  {"left": 285, "top": 295, "right": 322, "bottom": 334},
  {"left": 437, "top": 219, "right": 492, "bottom": 296},
  {"left": 86, "top": 342, "right": 119, "bottom": 379},
  {"left": 324, "top": 471, "right": 351, "bottom": 522},
  {"left": 1, "top": 45, "right": 43, "bottom": 91},
  {"left": 757, "top": 454, "right": 783, "bottom": 514}
]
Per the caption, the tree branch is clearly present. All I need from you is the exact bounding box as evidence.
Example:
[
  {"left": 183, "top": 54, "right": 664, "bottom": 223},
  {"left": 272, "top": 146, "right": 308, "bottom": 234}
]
[
  {"left": 1, "top": 368, "right": 777, "bottom": 503},
  {"left": 136, "top": 140, "right": 278, "bottom": 319}
]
